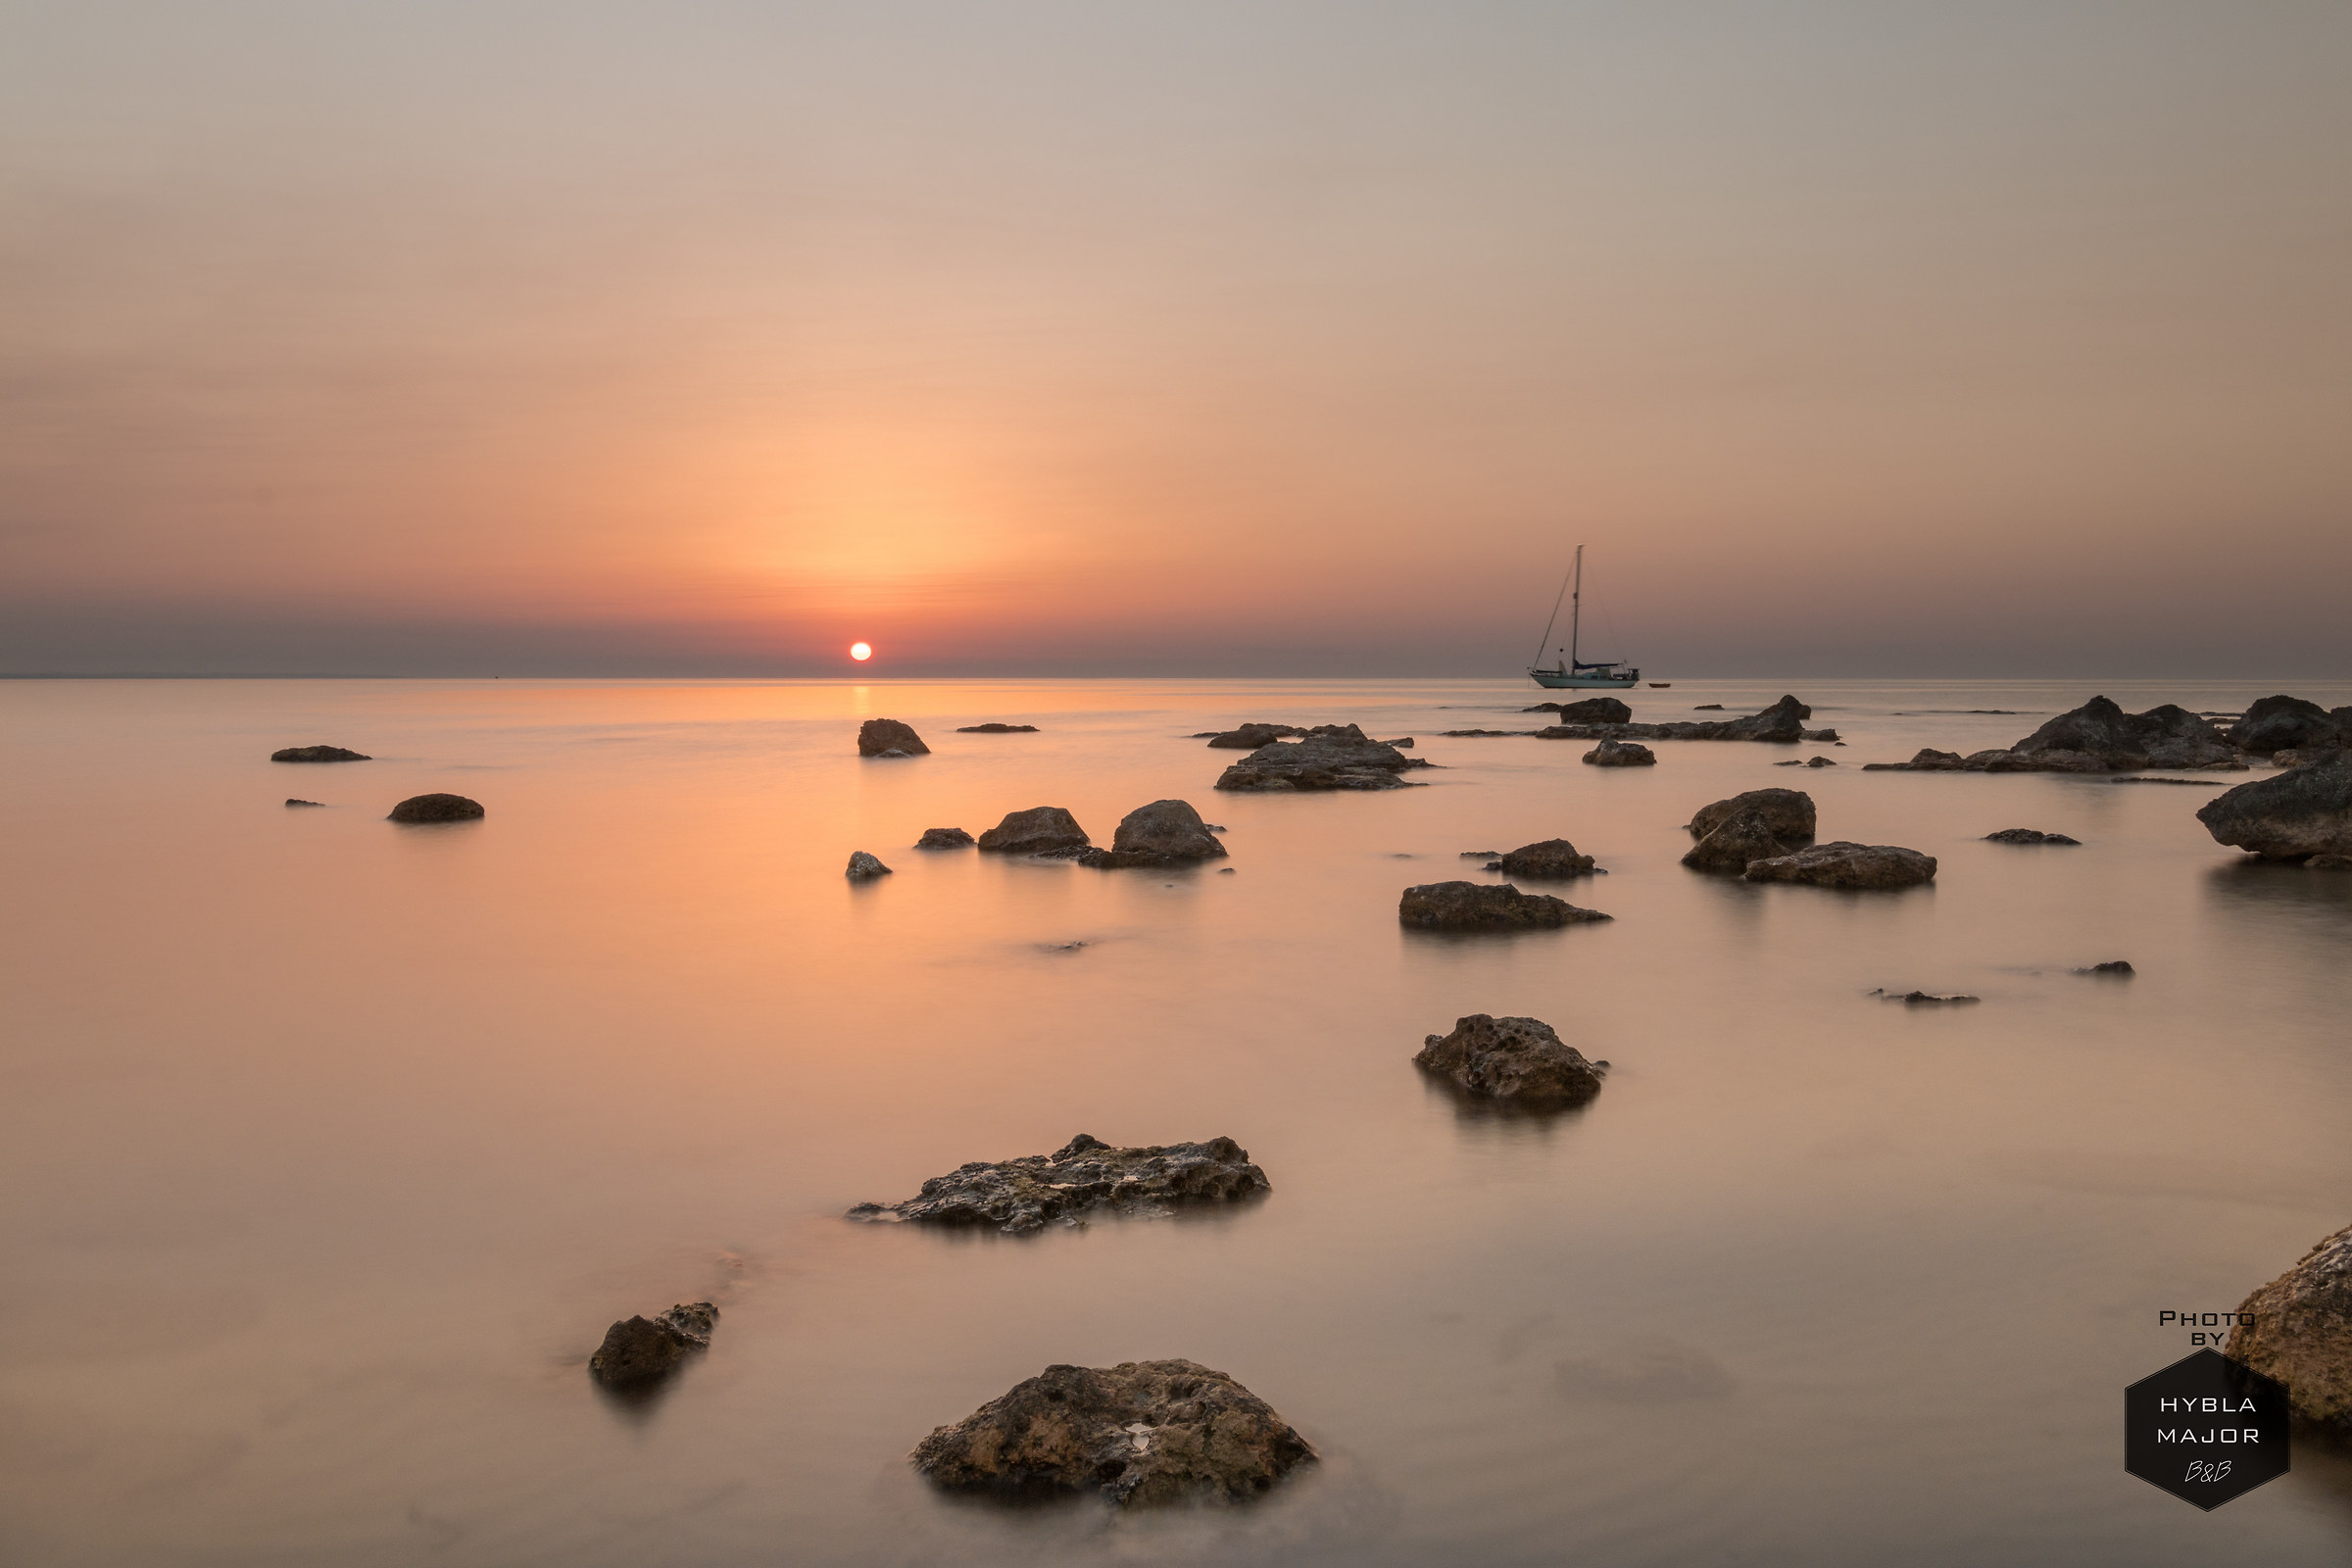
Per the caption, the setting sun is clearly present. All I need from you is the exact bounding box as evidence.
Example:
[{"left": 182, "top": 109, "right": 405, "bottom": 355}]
[{"left": 849, "top": 642, "right": 872, "bottom": 662}]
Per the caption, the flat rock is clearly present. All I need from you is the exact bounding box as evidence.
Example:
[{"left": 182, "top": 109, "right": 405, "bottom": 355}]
[
  {"left": 1524, "top": 697, "right": 1632, "bottom": 723},
  {"left": 1398, "top": 880, "right": 1610, "bottom": 930},
  {"left": 1487, "top": 838, "right": 1596, "bottom": 878},
  {"left": 271, "top": 745, "right": 370, "bottom": 762},
  {"left": 2227, "top": 1222, "right": 2352, "bottom": 1425},
  {"left": 910, "top": 1358, "right": 1314, "bottom": 1507},
  {"left": 915, "top": 827, "right": 974, "bottom": 849},
  {"left": 847, "top": 1133, "right": 1269, "bottom": 1234},
  {"left": 1681, "top": 808, "right": 1788, "bottom": 873},
  {"left": 590, "top": 1301, "right": 717, "bottom": 1388},
  {"left": 1692, "top": 704, "right": 1725, "bottom": 710},
  {"left": 1205, "top": 722, "right": 1308, "bottom": 749},
  {"left": 1871, "top": 989, "right": 1980, "bottom": 1005},
  {"left": 1689, "top": 788, "right": 1815, "bottom": 842},
  {"left": 388, "top": 793, "right": 484, "bottom": 823},
  {"left": 1864, "top": 748, "right": 1966, "bottom": 771},
  {"left": 956, "top": 723, "right": 1038, "bottom": 733},
  {"left": 1984, "top": 828, "right": 2081, "bottom": 845},
  {"left": 1414, "top": 1013, "right": 1605, "bottom": 1105},
  {"left": 977, "top": 806, "right": 1091, "bottom": 854},
  {"left": 1743, "top": 841, "right": 1936, "bottom": 890},
  {"left": 284, "top": 799, "right": 323, "bottom": 808},
  {"left": 1077, "top": 799, "right": 1228, "bottom": 868},
  {"left": 1533, "top": 694, "right": 1809, "bottom": 745},
  {"left": 1214, "top": 725, "right": 1416, "bottom": 791},
  {"left": 846, "top": 851, "right": 893, "bottom": 879},
  {"left": 2197, "top": 756, "right": 2352, "bottom": 860},
  {"left": 2076, "top": 960, "right": 2134, "bottom": 975},
  {"left": 858, "top": 718, "right": 931, "bottom": 757},
  {"left": 1583, "top": 739, "right": 1655, "bottom": 766}
]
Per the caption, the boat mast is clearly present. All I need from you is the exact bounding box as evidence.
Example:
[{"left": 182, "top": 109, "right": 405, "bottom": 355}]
[
  {"left": 1568, "top": 544, "right": 1584, "bottom": 669},
  {"left": 1530, "top": 562, "right": 1573, "bottom": 670}
]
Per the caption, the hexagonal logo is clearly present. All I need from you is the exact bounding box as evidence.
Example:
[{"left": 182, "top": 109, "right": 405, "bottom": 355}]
[{"left": 2125, "top": 1349, "right": 2290, "bottom": 1509}]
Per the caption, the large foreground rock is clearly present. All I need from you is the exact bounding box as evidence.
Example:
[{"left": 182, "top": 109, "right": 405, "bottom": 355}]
[
  {"left": 1399, "top": 881, "right": 1610, "bottom": 930},
  {"left": 2196, "top": 755, "right": 2352, "bottom": 860},
  {"left": 1534, "top": 694, "right": 1810, "bottom": 745},
  {"left": 1583, "top": 739, "right": 1655, "bottom": 766},
  {"left": 846, "top": 1133, "right": 1268, "bottom": 1234},
  {"left": 1524, "top": 696, "right": 1632, "bottom": 723},
  {"left": 1215, "top": 725, "right": 1416, "bottom": 791},
  {"left": 1743, "top": 842, "right": 1936, "bottom": 889},
  {"left": 270, "top": 744, "right": 370, "bottom": 762},
  {"left": 1077, "top": 799, "right": 1229, "bottom": 868},
  {"left": 1414, "top": 1014, "right": 1606, "bottom": 1105},
  {"left": 977, "top": 806, "right": 1090, "bottom": 854},
  {"left": 590, "top": 1302, "right": 717, "bottom": 1388},
  {"left": 2227, "top": 696, "right": 2347, "bottom": 759},
  {"left": 388, "top": 793, "right": 484, "bottom": 823},
  {"left": 2227, "top": 1222, "right": 2352, "bottom": 1426},
  {"left": 1681, "top": 809, "right": 1789, "bottom": 872},
  {"left": 1688, "top": 788, "right": 1815, "bottom": 842},
  {"left": 1488, "top": 839, "right": 1596, "bottom": 878},
  {"left": 1863, "top": 697, "right": 2239, "bottom": 772},
  {"left": 911, "top": 1359, "right": 1314, "bottom": 1506},
  {"left": 858, "top": 718, "right": 931, "bottom": 757}
]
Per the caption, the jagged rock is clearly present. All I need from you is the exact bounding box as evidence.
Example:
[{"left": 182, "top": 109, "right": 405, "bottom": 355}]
[
  {"left": 858, "top": 718, "right": 930, "bottom": 757},
  {"left": 846, "top": 1133, "right": 1268, "bottom": 1234},
  {"left": 915, "top": 827, "right": 974, "bottom": 849},
  {"left": 270, "top": 745, "right": 370, "bottom": 762},
  {"left": 2196, "top": 756, "right": 2352, "bottom": 860},
  {"left": 1398, "top": 881, "right": 1610, "bottom": 930},
  {"left": 1205, "top": 722, "right": 1308, "bottom": 749},
  {"left": 977, "top": 807, "right": 1091, "bottom": 855},
  {"left": 956, "top": 722, "right": 1038, "bottom": 733},
  {"left": 1984, "top": 828, "right": 2081, "bottom": 845},
  {"left": 910, "top": 1359, "right": 1314, "bottom": 1506},
  {"left": 2076, "top": 960, "right": 2134, "bottom": 976},
  {"left": 1077, "top": 800, "right": 1228, "bottom": 868},
  {"left": 284, "top": 799, "right": 323, "bottom": 808},
  {"left": 1583, "top": 739, "right": 1655, "bottom": 766},
  {"left": 1865, "top": 698, "right": 2237, "bottom": 771},
  {"left": 2228, "top": 697, "right": 2344, "bottom": 758},
  {"left": 590, "top": 1302, "right": 717, "bottom": 1388},
  {"left": 1743, "top": 842, "right": 1936, "bottom": 890},
  {"left": 847, "top": 851, "right": 893, "bottom": 879},
  {"left": 1524, "top": 697, "right": 1633, "bottom": 723},
  {"left": 1688, "top": 788, "right": 1815, "bottom": 842},
  {"left": 1215, "top": 725, "right": 1416, "bottom": 791},
  {"left": 1533, "top": 695, "right": 1809, "bottom": 745},
  {"left": 1414, "top": 1014, "right": 1605, "bottom": 1105},
  {"left": 2226, "top": 1222, "right": 2352, "bottom": 1426},
  {"left": 1489, "top": 839, "right": 1596, "bottom": 878},
  {"left": 388, "top": 793, "right": 484, "bottom": 823},
  {"left": 1681, "top": 809, "right": 1788, "bottom": 873},
  {"left": 1870, "top": 990, "right": 1980, "bottom": 1005}
]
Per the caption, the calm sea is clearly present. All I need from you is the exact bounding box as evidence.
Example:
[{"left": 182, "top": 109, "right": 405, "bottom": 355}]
[{"left": 4, "top": 677, "right": 2349, "bottom": 1566}]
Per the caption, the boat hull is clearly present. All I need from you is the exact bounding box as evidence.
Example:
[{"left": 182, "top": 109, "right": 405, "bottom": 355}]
[{"left": 1530, "top": 669, "right": 1640, "bottom": 689}]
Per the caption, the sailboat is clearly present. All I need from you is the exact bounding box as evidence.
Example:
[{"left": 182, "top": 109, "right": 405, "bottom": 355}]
[{"left": 1527, "top": 545, "right": 1640, "bottom": 689}]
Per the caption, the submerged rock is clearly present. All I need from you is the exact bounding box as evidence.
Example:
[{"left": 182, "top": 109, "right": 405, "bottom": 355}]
[
  {"left": 915, "top": 827, "right": 975, "bottom": 849},
  {"left": 1743, "top": 842, "right": 1936, "bottom": 890},
  {"left": 1398, "top": 880, "right": 1610, "bottom": 930},
  {"left": 387, "top": 793, "right": 484, "bottom": 823},
  {"left": 2227, "top": 1223, "right": 2352, "bottom": 1426},
  {"left": 1871, "top": 990, "right": 1980, "bottom": 1005},
  {"left": 1534, "top": 694, "right": 1809, "bottom": 745},
  {"left": 846, "top": 851, "right": 893, "bottom": 879},
  {"left": 858, "top": 718, "right": 931, "bottom": 757},
  {"left": 956, "top": 722, "right": 1038, "bottom": 733},
  {"left": 847, "top": 1133, "right": 1268, "bottom": 1234},
  {"left": 1488, "top": 839, "right": 1597, "bottom": 878},
  {"left": 1214, "top": 725, "right": 1416, "bottom": 791},
  {"left": 2196, "top": 756, "right": 2352, "bottom": 861},
  {"left": 1077, "top": 800, "right": 1228, "bottom": 868},
  {"left": 1681, "top": 809, "right": 1788, "bottom": 873},
  {"left": 1524, "top": 696, "right": 1633, "bottom": 723},
  {"left": 590, "top": 1301, "right": 717, "bottom": 1388},
  {"left": 2227, "top": 696, "right": 2345, "bottom": 758},
  {"left": 271, "top": 744, "right": 370, "bottom": 762},
  {"left": 1414, "top": 1014, "right": 1605, "bottom": 1105},
  {"left": 1688, "top": 788, "right": 1815, "bottom": 843},
  {"left": 1583, "top": 739, "right": 1655, "bottom": 766},
  {"left": 1984, "top": 828, "right": 2082, "bottom": 845},
  {"left": 976, "top": 807, "right": 1091, "bottom": 855},
  {"left": 910, "top": 1358, "right": 1314, "bottom": 1506}
]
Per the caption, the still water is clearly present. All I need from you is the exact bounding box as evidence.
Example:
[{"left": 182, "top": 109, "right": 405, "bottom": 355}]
[{"left": 4, "top": 677, "right": 2350, "bottom": 1566}]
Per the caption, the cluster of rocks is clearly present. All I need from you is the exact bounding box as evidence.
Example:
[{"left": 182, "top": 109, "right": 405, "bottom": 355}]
[
  {"left": 1680, "top": 788, "right": 1934, "bottom": 888},
  {"left": 1537, "top": 695, "right": 1837, "bottom": 746},
  {"left": 1414, "top": 1014, "right": 1607, "bottom": 1105},
  {"left": 590, "top": 1301, "right": 718, "bottom": 1389},
  {"left": 2198, "top": 756, "right": 2352, "bottom": 862},
  {"left": 858, "top": 718, "right": 931, "bottom": 758},
  {"left": 1773, "top": 756, "right": 1837, "bottom": 768},
  {"left": 1213, "top": 725, "right": 1423, "bottom": 792},
  {"left": 1398, "top": 881, "right": 1610, "bottom": 929},
  {"left": 847, "top": 1133, "right": 1270, "bottom": 1235},
  {"left": 1863, "top": 696, "right": 2253, "bottom": 773}
]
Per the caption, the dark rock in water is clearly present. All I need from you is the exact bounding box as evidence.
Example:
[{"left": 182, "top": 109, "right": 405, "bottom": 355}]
[
  {"left": 2225, "top": 1222, "right": 2352, "bottom": 1426},
  {"left": 590, "top": 1301, "right": 717, "bottom": 1388},
  {"left": 1205, "top": 722, "right": 1307, "bottom": 749},
  {"left": 388, "top": 793, "right": 484, "bottom": 823},
  {"left": 1440, "top": 728, "right": 1534, "bottom": 738},
  {"left": 1583, "top": 739, "right": 1655, "bottom": 766},
  {"left": 1459, "top": 849, "right": 1502, "bottom": 858},
  {"left": 1525, "top": 696, "right": 1633, "bottom": 723},
  {"left": 1398, "top": 880, "right": 1609, "bottom": 930},
  {"left": 2077, "top": 960, "right": 2134, "bottom": 976},
  {"left": 915, "top": 827, "right": 974, "bottom": 849},
  {"left": 1689, "top": 788, "right": 1815, "bottom": 843},
  {"left": 1864, "top": 748, "right": 1966, "bottom": 771},
  {"left": 1871, "top": 990, "right": 1980, "bottom": 1005},
  {"left": 858, "top": 718, "right": 930, "bottom": 757},
  {"left": 1378, "top": 737, "right": 1415, "bottom": 748},
  {"left": 271, "top": 745, "right": 369, "bottom": 762},
  {"left": 956, "top": 722, "right": 1038, "bottom": 733},
  {"left": 1214, "top": 725, "right": 1416, "bottom": 792},
  {"left": 1866, "top": 697, "right": 2238, "bottom": 772},
  {"left": 910, "top": 1358, "right": 1314, "bottom": 1507},
  {"left": 1414, "top": 1013, "right": 1606, "bottom": 1105},
  {"left": 846, "top": 1133, "right": 1268, "bottom": 1234},
  {"left": 1744, "top": 842, "right": 1936, "bottom": 890},
  {"left": 1535, "top": 694, "right": 1809, "bottom": 745},
  {"left": 1801, "top": 728, "right": 1841, "bottom": 743},
  {"left": 284, "top": 799, "right": 324, "bottom": 808},
  {"left": 977, "top": 807, "right": 1091, "bottom": 855},
  {"left": 1077, "top": 800, "right": 1228, "bottom": 868},
  {"left": 2196, "top": 756, "right": 2352, "bottom": 860},
  {"left": 2227, "top": 696, "right": 2343, "bottom": 758},
  {"left": 1692, "top": 704, "right": 1725, "bottom": 710},
  {"left": 1984, "top": 828, "right": 2081, "bottom": 845},
  {"left": 1681, "top": 809, "right": 1788, "bottom": 873},
  {"left": 1489, "top": 839, "right": 1597, "bottom": 878},
  {"left": 846, "top": 851, "right": 893, "bottom": 879}
]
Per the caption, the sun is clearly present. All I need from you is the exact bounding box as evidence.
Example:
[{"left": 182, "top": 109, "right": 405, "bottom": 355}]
[{"left": 849, "top": 642, "right": 872, "bottom": 662}]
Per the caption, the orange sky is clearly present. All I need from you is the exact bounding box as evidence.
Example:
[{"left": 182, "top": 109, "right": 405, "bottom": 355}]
[{"left": 4, "top": 3, "right": 2349, "bottom": 675}]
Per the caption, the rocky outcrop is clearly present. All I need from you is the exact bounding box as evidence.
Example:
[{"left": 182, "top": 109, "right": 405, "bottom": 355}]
[
  {"left": 1774, "top": 756, "right": 1838, "bottom": 767},
  {"left": 2227, "top": 697, "right": 2345, "bottom": 758},
  {"left": 1077, "top": 800, "right": 1228, "bottom": 868},
  {"left": 1487, "top": 839, "right": 1597, "bottom": 878},
  {"left": 1864, "top": 749, "right": 1966, "bottom": 771},
  {"left": 271, "top": 744, "right": 370, "bottom": 762},
  {"left": 1398, "top": 881, "right": 1610, "bottom": 930},
  {"left": 1205, "top": 722, "right": 1308, "bottom": 749},
  {"left": 2077, "top": 960, "right": 2134, "bottom": 976},
  {"left": 2226, "top": 1222, "right": 2352, "bottom": 1426},
  {"left": 1681, "top": 809, "right": 1788, "bottom": 873},
  {"left": 1214, "top": 725, "right": 1416, "bottom": 791},
  {"left": 1414, "top": 1014, "right": 1606, "bottom": 1105},
  {"left": 910, "top": 1359, "right": 1314, "bottom": 1506},
  {"left": 976, "top": 807, "right": 1091, "bottom": 855},
  {"left": 956, "top": 723, "right": 1037, "bottom": 733},
  {"left": 1871, "top": 990, "right": 1978, "bottom": 1005},
  {"left": 1533, "top": 695, "right": 1810, "bottom": 745},
  {"left": 1863, "top": 698, "right": 2240, "bottom": 772},
  {"left": 847, "top": 1133, "right": 1268, "bottom": 1234},
  {"left": 590, "top": 1302, "right": 717, "bottom": 1388},
  {"left": 858, "top": 718, "right": 931, "bottom": 757},
  {"left": 915, "top": 827, "right": 974, "bottom": 849},
  {"left": 1984, "top": 828, "right": 2080, "bottom": 845},
  {"left": 2196, "top": 756, "right": 2352, "bottom": 860},
  {"left": 1524, "top": 697, "right": 1632, "bottom": 723},
  {"left": 1583, "top": 739, "right": 1655, "bottom": 766},
  {"left": 1743, "top": 842, "right": 1936, "bottom": 890},
  {"left": 284, "top": 799, "right": 323, "bottom": 808},
  {"left": 388, "top": 793, "right": 484, "bottom": 823},
  {"left": 846, "top": 851, "right": 893, "bottom": 879},
  {"left": 1688, "top": 788, "right": 1815, "bottom": 843}
]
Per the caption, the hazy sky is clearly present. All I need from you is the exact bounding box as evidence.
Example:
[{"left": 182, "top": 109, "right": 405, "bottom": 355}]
[{"left": 5, "top": 1, "right": 2348, "bottom": 676}]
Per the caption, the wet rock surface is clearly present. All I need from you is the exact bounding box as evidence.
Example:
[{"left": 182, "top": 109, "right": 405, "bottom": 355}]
[
  {"left": 1524, "top": 697, "right": 1632, "bottom": 723},
  {"left": 1486, "top": 839, "right": 1597, "bottom": 878},
  {"left": 271, "top": 745, "right": 370, "bottom": 762},
  {"left": 1984, "top": 828, "right": 2081, "bottom": 845},
  {"left": 846, "top": 851, "right": 893, "bottom": 879},
  {"left": 1681, "top": 809, "right": 1789, "bottom": 873},
  {"left": 847, "top": 1133, "right": 1269, "bottom": 1234},
  {"left": 1583, "top": 739, "right": 1655, "bottom": 766},
  {"left": 1743, "top": 842, "right": 1936, "bottom": 890},
  {"left": 910, "top": 1358, "right": 1314, "bottom": 1506},
  {"left": 1534, "top": 694, "right": 1810, "bottom": 745},
  {"left": 388, "top": 793, "right": 484, "bottom": 823},
  {"left": 977, "top": 807, "right": 1091, "bottom": 855},
  {"left": 915, "top": 827, "right": 974, "bottom": 849},
  {"left": 858, "top": 718, "right": 931, "bottom": 757},
  {"left": 956, "top": 723, "right": 1038, "bottom": 733},
  {"left": 1214, "top": 725, "right": 1417, "bottom": 791},
  {"left": 2228, "top": 1222, "right": 2352, "bottom": 1426},
  {"left": 590, "top": 1301, "right": 717, "bottom": 1388},
  {"left": 1077, "top": 800, "right": 1229, "bottom": 868},
  {"left": 1398, "top": 880, "right": 1610, "bottom": 930},
  {"left": 1688, "top": 788, "right": 1815, "bottom": 843},
  {"left": 2197, "top": 756, "right": 2352, "bottom": 860},
  {"left": 1414, "top": 1014, "right": 1606, "bottom": 1105},
  {"left": 1863, "top": 697, "right": 2241, "bottom": 772}
]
